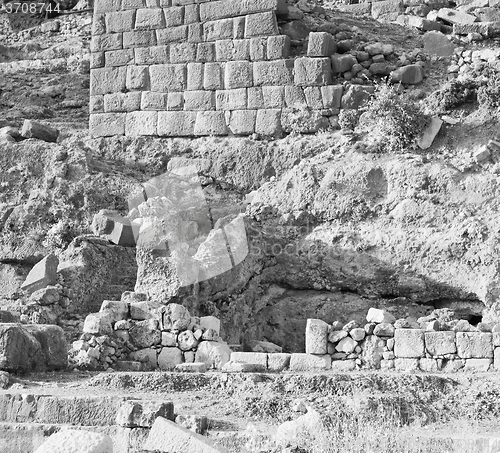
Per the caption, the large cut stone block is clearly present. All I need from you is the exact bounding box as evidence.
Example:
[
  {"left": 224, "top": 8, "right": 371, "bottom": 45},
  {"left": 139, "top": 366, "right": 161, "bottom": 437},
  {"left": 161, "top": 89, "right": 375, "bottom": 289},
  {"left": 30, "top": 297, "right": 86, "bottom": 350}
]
[
  {"left": 105, "top": 10, "right": 135, "bottom": 33},
  {"left": 289, "top": 353, "right": 331, "bottom": 371},
  {"left": 225, "top": 61, "right": 253, "bottom": 89},
  {"left": 230, "top": 352, "right": 267, "bottom": 370},
  {"left": 90, "top": 33, "right": 123, "bottom": 52},
  {"left": 195, "top": 341, "right": 231, "bottom": 369},
  {"left": 244, "top": 11, "right": 278, "bottom": 37},
  {"left": 90, "top": 67, "right": 126, "bottom": 95},
  {"left": 226, "top": 110, "right": 256, "bottom": 135},
  {"left": 194, "top": 111, "right": 228, "bottom": 135},
  {"left": 215, "top": 39, "right": 250, "bottom": 61},
  {"left": 149, "top": 64, "right": 186, "bottom": 91},
  {"left": 21, "top": 254, "right": 58, "bottom": 295},
  {"left": 104, "top": 92, "right": 141, "bottom": 112},
  {"left": 116, "top": 401, "right": 174, "bottom": 428},
  {"left": 425, "top": 331, "right": 456, "bottom": 356},
  {"left": 254, "top": 59, "right": 294, "bottom": 85},
  {"left": 135, "top": 8, "right": 165, "bottom": 29},
  {"left": 456, "top": 332, "right": 493, "bottom": 358},
  {"left": 267, "top": 353, "right": 291, "bottom": 371},
  {"left": 90, "top": 113, "right": 126, "bottom": 137},
  {"left": 294, "top": 57, "right": 332, "bottom": 86},
  {"left": 216, "top": 89, "right": 247, "bottom": 110},
  {"left": 255, "top": 109, "right": 282, "bottom": 136},
  {"left": 305, "top": 319, "right": 328, "bottom": 354},
  {"left": 157, "top": 111, "right": 196, "bottom": 136},
  {"left": 24, "top": 324, "right": 67, "bottom": 371},
  {"left": 92, "top": 210, "right": 139, "bottom": 246},
  {"left": 34, "top": 429, "right": 113, "bottom": 453},
  {"left": 199, "top": 0, "right": 287, "bottom": 22},
  {"left": 307, "top": 32, "right": 336, "bottom": 57},
  {"left": 394, "top": 329, "right": 425, "bottom": 358},
  {"left": 157, "top": 347, "right": 183, "bottom": 370},
  {"left": 0, "top": 324, "right": 44, "bottom": 373}
]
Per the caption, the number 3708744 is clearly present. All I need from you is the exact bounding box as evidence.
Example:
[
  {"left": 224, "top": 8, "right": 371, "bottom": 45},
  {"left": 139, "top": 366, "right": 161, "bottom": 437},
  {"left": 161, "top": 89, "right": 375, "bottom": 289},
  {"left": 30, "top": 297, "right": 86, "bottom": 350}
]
[{"left": 2, "top": 2, "right": 60, "bottom": 13}]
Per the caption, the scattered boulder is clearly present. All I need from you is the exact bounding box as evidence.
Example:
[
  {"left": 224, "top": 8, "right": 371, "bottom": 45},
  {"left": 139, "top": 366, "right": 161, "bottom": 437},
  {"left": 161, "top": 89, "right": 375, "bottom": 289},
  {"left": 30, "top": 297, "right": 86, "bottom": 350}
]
[
  {"left": 195, "top": 340, "right": 231, "bottom": 369},
  {"left": 0, "top": 323, "right": 43, "bottom": 373},
  {"left": 34, "top": 429, "right": 113, "bottom": 453},
  {"left": 390, "top": 64, "right": 424, "bottom": 84},
  {"left": 423, "top": 31, "right": 455, "bottom": 56},
  {"left": 24, "top": 324, "right": 67, "bottom": 370},
  {"left": 92, "top": 210, "right": 139, "bottom": 247},
  {"left": 21, "top": 254, "right": 59, "bottom": 295},
  {"left": 20, "top": 119, "right": 59, "bottom": 143},
  {"left": 366, "top": 308, "right": 396, "bottom": 324},
  {"left": 418, "top": 117, "right": 443, "bottom": 149}
]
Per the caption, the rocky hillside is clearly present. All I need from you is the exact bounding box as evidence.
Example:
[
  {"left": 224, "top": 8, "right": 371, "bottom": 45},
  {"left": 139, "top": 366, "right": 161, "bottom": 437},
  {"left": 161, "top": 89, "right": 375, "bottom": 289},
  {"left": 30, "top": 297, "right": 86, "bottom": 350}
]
[{"left": 1, "top": 0, "right": 500, "bottom": 352}]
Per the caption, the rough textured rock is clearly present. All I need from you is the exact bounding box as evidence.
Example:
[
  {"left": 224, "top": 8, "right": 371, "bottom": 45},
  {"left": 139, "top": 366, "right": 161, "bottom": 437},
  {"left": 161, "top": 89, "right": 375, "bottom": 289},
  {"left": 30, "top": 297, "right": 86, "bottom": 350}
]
[
  {"left": 194, "top": 341, "right": 231, "bottom": 369},
  {"left": 34, "top": 429, "right": 113, "bottom": 453},
  {"left": 24, "top": 324, "right": 67, "bottom": 370},
  {"left": 21, "top": 254, "right": 59, "bottom": 295},
  {"left": 275, "top": 409, "right": 328, "bottom": 448},
  {"left": 0, "top": 324, "right": 43, "bottom": 373},
  {"left": 305, "top": 318, "right": 329, "bottom": 354}
]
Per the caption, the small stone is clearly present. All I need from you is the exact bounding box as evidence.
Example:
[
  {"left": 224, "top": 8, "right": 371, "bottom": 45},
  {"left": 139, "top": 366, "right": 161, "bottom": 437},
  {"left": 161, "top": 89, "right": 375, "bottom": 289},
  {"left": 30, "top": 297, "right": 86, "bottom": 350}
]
[
  {"left": 328, "top": 330, "right": 348, "bottom": 343},
  {"left": 373, "top": 323, "right": 395, "bottom": 337},
  {"left": 335, "top": 337, "right": 357, "bottom": 353},
  {"left": 366, "top": 308, "right": 396, "bottom": 324},
  {"left": 20, "top": 120, "right": 59, "bottom": 143}
]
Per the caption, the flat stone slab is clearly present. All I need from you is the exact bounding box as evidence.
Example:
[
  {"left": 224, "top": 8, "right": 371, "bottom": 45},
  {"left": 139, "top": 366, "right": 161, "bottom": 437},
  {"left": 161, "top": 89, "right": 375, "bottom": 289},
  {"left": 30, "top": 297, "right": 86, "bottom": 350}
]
[{"left": 34, "top": 429, "right": 113, "bottom": 453}]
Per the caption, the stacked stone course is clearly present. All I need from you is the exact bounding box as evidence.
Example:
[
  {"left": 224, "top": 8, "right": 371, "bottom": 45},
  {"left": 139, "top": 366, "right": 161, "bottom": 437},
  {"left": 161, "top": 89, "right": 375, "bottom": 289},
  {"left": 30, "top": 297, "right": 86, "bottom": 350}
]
[{"left": 89, "top": 0, "right": 376, "bottom": 137}]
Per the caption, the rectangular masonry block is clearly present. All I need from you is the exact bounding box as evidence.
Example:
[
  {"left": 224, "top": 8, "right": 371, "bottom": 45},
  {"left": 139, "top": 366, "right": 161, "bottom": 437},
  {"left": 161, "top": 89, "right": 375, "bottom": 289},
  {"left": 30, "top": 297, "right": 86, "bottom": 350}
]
[
  {"left": 105, "top": 10, "right": 135, "bottom": 33},
  {"left": 90, "top": 33, "right": 123, "bottom": 52},
  {"left": 157, "top": 111, "right": 196, "bottom": 136},
  {"left": 225, "top": 109, "right": 257, "bottom": 135},
  {"left": 247, "top": 87, "right": 264, "bottom": 109},
  {"left": 425, "top": 331, "right": 457, "bottom": 356},
  {"left": 464, "top": 358, "right": 492, "bottom": 372},
  {"left": 224, "top": 60, "right": 253, "bottom": 89},
  {"left": 90, "top": 113, "right": 126, "bottom": 137},
  {"left": 394, "top": 329, "right": 425, "bottom": 358},
  {"left": 204, "top": 18, "right": 234, "bottom": 42},
  {"left": 215, "top": 39, "right": 250, "bottom": 61},
  {"left": 250, "top": 37, "right": 267, "bottom": 61},
  {"left": 184, "top": 3, "right": 199, "bottom": 23},
  {"left": 331, "top": 54, "right": 357, "bottom": 73},
  {"left": 187, "top": 62, "right": 204, "bottom": 90},
  {"left": 307, "top": 32, "right": 336, "bottom": 57},
  {"left": 188, "top": 23, "right": 203, "bottom": 42},
  {"left": 197, "top": 42, "right": 216, "bottom": 62},
  {"left": 304, "top": 86, "right": 323, "bottom": 109},
  {"left": 294, "top": 57, "right": 333, "bottom": 86},
  {"left": 267, "top": 35, "right": 290, "bottom": 59},
  {"left": 123, "top": 30, "right": 157, "bottom": 48},
  {"left": 321, "top": 85, "right": 342, "bottom": 109},
  {"left": 204, "top": 62, "right": 224, "bottom": 90},
  {"left": 104, "top": 92, "right": 142, "bottom": 112},
  {"left": 90, "top": 66, "right": 126, "bottom": 95},
  {"left": 122, "top": 0, "right": 146, "bottom": 10},
  {"left": 262, "top": 86, "right": 284, "bottom": 108},
  {"left": 89, "top": 95, "right": 104, "bottom": 113},
  {"left": 135, "top": 8, "right": 165, "bottom": 29},
  {"left": 141, "top": 91, "right": 168, "bottom": 110},
  {"left": 253, "top": 59, "right": 294, "bottom": 85},
  {"left": 164, "top": 6, "right": 184, "bottom": 27},
  {"left": 284, "top": 86, "right": 307, "bottom": 108},
  {"left": 105, "top": 49, "right": 135, "bottom": 66},
  {"left": 305, "top": 319, "right": 329, "bottom": 355},
  {"left": 216, "top": 88, "right": 247, "bottom": 110},
  {"left": 267, "top": 353, "right": 291, "bottom": 372},
  {"left": 126, "top": 65, "right": 150, "bottom": 90},
  {"left": 170, "top": 42, "right": 197, "bottom": 63},
  {"left": 289, "top": 353, "right": 331, "bottom": 371},
  {"left": 184, "top": 91, "right": 216, "bottom": 110},
  {"left": 234, "top": 16, "right": 245, "bottom": 39},
  {"left": 199, "top": 0, "right": 287, "bottom": 22},
  {"left": 90, "top": 52, "right": 105, "bottom": 69},
  {"left": 230, "top": 352, "right": 267, "bottom": 371},
  {"left": 126, "top": 111, "right": 158, "bottom": 136},
  {"left": 92, "top": 13, "right": 106, "bottom": 35},
  {"left": 255, "top": 108, "right": 282, "bottom": 136},
  {"left": 156, "top": 26, "right": 188, "bottom": 44},
  {"left": 150, "top": 64, "right": 187, "bottom": 91},
  {"left": 135, "top": 45, "right": 169, "bottom": 65},
  {"left": 167, "top": 92, "right": 184, "bottom": 110},
  {"left": 244, "top": 11, "right": 279, "bottom": 38},
  {"left": 456, "top": 332, "right": 493, "bottom": 359},
  {"left": 194, "top": 111, "right": 229, "bottom": 136},
  {"left": 159, "top": 0, "right": 170, "bottom": 5},
  {"left": 94, "top": 0, "right": 121, "bottom": 14},
  {"left": 146, "top": 0, "right": 159, "bottom": 5}
]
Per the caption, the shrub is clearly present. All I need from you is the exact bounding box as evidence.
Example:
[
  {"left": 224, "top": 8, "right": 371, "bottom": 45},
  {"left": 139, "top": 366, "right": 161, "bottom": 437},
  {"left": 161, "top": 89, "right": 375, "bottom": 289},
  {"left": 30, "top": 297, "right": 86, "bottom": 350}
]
[
  {"left": 357, "top": 84, "right": 429, "bottom": 153},
  {"left": 338, "top": 109, "right": 361, "bottom": 131},
  {"left": 477, "top": 69, "right": 500, "bottom": 109},
  {"left": 425, "top": 77, "right": 478, "bottom": 113}
]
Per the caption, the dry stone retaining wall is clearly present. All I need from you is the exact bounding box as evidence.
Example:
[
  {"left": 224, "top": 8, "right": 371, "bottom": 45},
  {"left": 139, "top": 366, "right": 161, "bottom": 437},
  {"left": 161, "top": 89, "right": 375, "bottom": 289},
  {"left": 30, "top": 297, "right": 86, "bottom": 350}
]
[{"left": 89, "top": 0, "right": 376, "bottom": 137}]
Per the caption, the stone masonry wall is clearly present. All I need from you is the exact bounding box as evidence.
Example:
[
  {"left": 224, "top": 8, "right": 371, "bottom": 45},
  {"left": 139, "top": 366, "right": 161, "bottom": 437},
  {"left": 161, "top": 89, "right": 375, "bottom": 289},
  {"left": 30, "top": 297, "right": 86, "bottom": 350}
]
[{"left": 89, "top": 0, "right": 376, "bottom": 138}]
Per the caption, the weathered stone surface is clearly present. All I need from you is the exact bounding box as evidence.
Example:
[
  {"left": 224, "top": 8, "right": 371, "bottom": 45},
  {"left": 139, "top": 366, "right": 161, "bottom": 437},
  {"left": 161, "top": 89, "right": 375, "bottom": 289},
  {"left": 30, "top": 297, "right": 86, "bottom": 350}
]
[
  {"left": 157, "top": 347, "right": 183, "bottom": 370},
  {"left": 83, "top": 313, "right": 113, "bottom": 335},
  {"left": 34, "top": 429, "right": 113, "bottom": 453},
  {"left": 390, "top": 64, "right": 424, "bottom": 85},
  {"left": 116, "top": 400, "right": 174, "bottom": 428},
  {"left": 160, "top": 303, "right": 191, "bottom": 331},
  {"left": 99, "top": 300, "right": 129, "bottom": 324},
  {"left": 195, "top": 341, "right": 231, "bottom": 369},
  {"left": 91, "top": 210, "right": 138, "bottom": 247},
  {"left": 305, "top": 318, "right": 328, "bottom": 354},
  {"left": 21, "top": 254, "right": 59, "bottom": 295},
  {"left": 230, "top": 352, "right": 267, "bottom": 370},
  {"left": 361, "top": 335, "right": 385, "bottom": 368},
  {"left": 175, "top": 362, "right": 209, "bottom": 372},
  {"left": 175, "top": 414, "right": 208, "bottom": 435},
  {"left": 129, "top": 319, "right": 161, "bottom": 348},
  {"left": 373, "top": 323, "right": 395, "bottom": 337},
  {"left": 20, "top": 120, "right": 59, "bottom": 143},
  {"left": 350, "top": 328, "right": 366, "bottom": 342},
  {"left": 437, "top": 8, "right": 476, "bottom": 24},
  {"left": 423, "top": 31, "right": 455, "bottom": 57},
  {"left": 335, "top": 336, "right": 357, "bottom": 353},
  {"left": 177, "top": 330, "right": 198, "bottom": 351},
  {"left": 24, "top": 324, "right": 67, "bottom": 371},
  {"left": 144, "top": 417, "right": 229, "bottom": 452},
  {"left": 394, "top": 358, "right": 420, "bottom": 371},
  {"left": 456, "top": 332, "right": 493, "bottom": 358},
  {"left": 129, "top": 348, "right": 157, "bottom": 369},
  {"left": 425, "top": 331, "right": 456, "bottom": 356},
  {"left": 0, "top": 324, "right": 43, "bottom": 373},
  {"left": 366, "top": 308, "right": 396, "bottom": 324},
  {"left": 331, "top": 359, "right": 356, "bottom": 372},
  {"left": 267, "top": 353, "right": 291, "bottom": 371},
  {"left": 417, "top": 117, "right": 442, "bottom": 150},
  {"left": 289, "top": 353, "right": 331, "bottom": 371},
  {"left": 464, "top": 358, "right": 492, "bottom": 372},
  {"left": 394, "top": 329, "right": 425, "bottom": 358},
  {"left": 419, "top": 358, "right": 440, "bottom": 372}
]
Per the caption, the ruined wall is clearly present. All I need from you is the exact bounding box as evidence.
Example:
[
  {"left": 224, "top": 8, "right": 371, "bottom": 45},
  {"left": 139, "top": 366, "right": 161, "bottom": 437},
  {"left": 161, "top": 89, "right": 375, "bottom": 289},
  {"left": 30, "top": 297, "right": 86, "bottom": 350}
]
[{"left": 89, "top": 0, "right": 374, "bottom": 138}]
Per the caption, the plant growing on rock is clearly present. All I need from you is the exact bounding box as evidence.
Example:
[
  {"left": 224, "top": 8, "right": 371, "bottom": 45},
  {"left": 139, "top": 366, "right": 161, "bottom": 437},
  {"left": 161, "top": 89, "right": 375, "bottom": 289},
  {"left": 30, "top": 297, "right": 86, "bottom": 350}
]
[{"left": 356, "top": 84, "right": 429, "bottom": 154}]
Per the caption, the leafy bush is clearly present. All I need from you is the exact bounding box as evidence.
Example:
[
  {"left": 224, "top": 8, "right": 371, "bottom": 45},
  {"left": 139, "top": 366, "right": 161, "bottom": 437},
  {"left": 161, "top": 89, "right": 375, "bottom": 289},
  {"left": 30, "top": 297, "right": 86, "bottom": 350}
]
[
  {"left": 357, "top": 84, "right": 429, "bottom": 153},
  {"left": 338, "top": 109, "right": 361, "bottom": 131},
  {"left": 425, "top": 78, "right": 478, "bottom": 113}
]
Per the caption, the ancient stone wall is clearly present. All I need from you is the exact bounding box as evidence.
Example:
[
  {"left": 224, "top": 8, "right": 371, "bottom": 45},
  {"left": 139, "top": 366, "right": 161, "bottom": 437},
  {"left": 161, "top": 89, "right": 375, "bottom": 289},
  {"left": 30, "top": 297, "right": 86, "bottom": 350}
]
[{"left": 89, "top": 0, "right": 375, "bottom": 138}]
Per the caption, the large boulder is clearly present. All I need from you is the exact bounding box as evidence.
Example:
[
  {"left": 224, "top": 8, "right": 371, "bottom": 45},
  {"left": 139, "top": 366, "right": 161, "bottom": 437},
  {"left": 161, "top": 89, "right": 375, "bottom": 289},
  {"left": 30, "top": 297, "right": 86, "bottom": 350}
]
[
  {"left": 0, "top": 324, "right": 43, "bottom": 373},
  {"left": 24, "top": 324, "right": 67, "bottom": 370},
  {"left": 21, "top": 254, "right": 59, "bottom": 295},
  {"left": 194, "top": 341, "right": 231, "bottom": 369},
  {"left": 34, "top": 429, "right": 113, "bottom": 453}
]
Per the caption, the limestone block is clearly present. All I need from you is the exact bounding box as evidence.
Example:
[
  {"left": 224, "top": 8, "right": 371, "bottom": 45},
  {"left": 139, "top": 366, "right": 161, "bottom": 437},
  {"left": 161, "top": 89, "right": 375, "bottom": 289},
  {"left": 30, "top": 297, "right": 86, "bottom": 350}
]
[
  {"left": 215, "top": 39, "right": 250, "bottom": 61},
  {"left": 394, "top": 358, "right": 419, "bottom": 372},
  {"left": 157, "top": 347, "right": 183, "bottom": 370},
  {"left": 419, "top": 358, "right": 440, "bottom": 372},
  {"left": 184, "top": 91, "right": 216, "bottom": 111},
  {"left": 230, "top": 352, "right": 267, "bottom": 370},
  {"left": 156, "top": 25, "right": 188, "bottom": 43},
  {"left": 267, "top": 35, "right": 290, "bottom": 59},
  {"left": 304, "top": 86, "right": 323, "bottom": 109},
  {"left": 204, "top": 62, "right": 223, "bottom": 90},
  {"left": 90, "top": 53, "right": 105, "bottom": 69},
  {"left": 267, "top": 353, "right": 291, "bottom": 371},
  {"left": 18, "top": 324, "right": 67, "bottom": 371},
  {"left": 195, "top": 341, "right": 231, "bottom": 369},
  {"left": 170, "top": 42, "right": 197, "bottom": 63},
  {"left": 437, "top": 7, "right": 476, "bottom": 24},
  {"left": 89, "top": 113, "right": 126, "bottom": 137},
  {"left": 390, "top": 64, "right": 424, "bottom": 84},
  {"left": 373, "top": 323, "right": 395, "bottom": 337},
  {"left": 144, "top": 417, "right": 229, "bottom": 452},
  {"left": 225, "top": 60, "right": 253, "bottom": 89},
  {"left": 99, "top": 300, "right": 128, "bottom": 324},
  {"left": 90, "top": 33, "right": 123, "bottom": 52},
  {"left": 394, "top": 329, "right": 425, "bottom": 358},
  {"left": 253, "top": 59, "right": 294, "bottom": 85},
  {"left": 184, "top": 3, "right": 200, "bottom": 23},
  {"left": 294, "top": 57, "right": 332, "bottom": 86},
  {"left": 285, "top": 86, "right": 307, "bottom": 108},
  {"left": 103, "top": 92, "right": 140, "bottom": 112},
  {"left": 307, "top": 32, "right": 336, "bottom": 57},
  {"left": 90, "top": 95, "right": 104, "bottom": 113},
  {"left": 255, "top": 109, "right": 282, "bottom": 136},
  {"left": 441, "top": 359, "right": 465, "bottom": 372},
  {"left": 453, "top": 22, "right": 491, "bottom": 36},
  {"left": 164, "top": 6, "right": 184, "bottom": 27},
  {"left": 177, "top": 331, "right": 198, "bottom": 351},
  {"left": 464, "top": 358, "right": 492, "bottom": 372},
  {"left": 250, "top": 37, "right": 267, "bottom": 60},
  {"left": 199, "top": 0, "right": 286, "bottom": 22},
  {"left": 34, "top": 429, "right": 113, "bottom": 453},
  {"left": 161, "top": 332, "right": 176, "bottom": 347},
  {"left": 90, "top": 67, "right": 126, "bottom": 95},
  {"left": 216, "top": 88, "right": 247, "bottom": 110},
  {"left": 126, "top": 111, "right": 158, "bottom": 136},
  {"left": 331, "top": 360, "right": 356, "bottom": 372},
  {"left": 194, "top": 111, "right": 228, "bottom": 135},
  {"left": 226, "top": 110, "right": 257, "bottom": 135},
  {"left": 134, "top": 45, "right": 169, "bottom": 65},
  {"left": 135, "top": 7, "right": 164, "bottom": 29},
  {"left": 116, "top": 401, "right": 174, "bottom": 428},
  {"left": 200, "top": 316, "right": 221, "bottom": 334},
  {"left": 123, "top": 0, "right": 146, "bottom": 9},
  {"left": 305, "top": 319, "right": 329, "bottom": 354},
  {"left": 159, "top": 303, "right": 191, "bottom": 330},
  {"left": 263, "top": 86, "right": 284, "bottom": 108},
  {"left": 105, "top": 10, "right": 135, "bottom": 33},
  {"left": 188, "top": 23, "right": 203, "bottom": 42},
  {"left": 104, "top": 48, "right": 134, "bottom": 66},
  {"left": 425, "top": 331, "right": 456, "bottom": 356},
  {"left": 417, "top": 117, "right": 442, "bottom": 150},
  {"left": 167, "top": 92, "right": 184, "bottom": 110},
  {"left": 150, "top": 64, "right": 186, "bottom": 91},
  {"left": 244, "top": 11, "right": 278, "bottom": 37},
  {"left": 335, "top": 337, "right": 357, "bottom": 354},
  {"left": 289, "top": 353, "right": 331, "bottom": 371},
  {"left": 94, "top": 0, "right": 121, "bottom": 13},
  {"left": 366, "top": 307, "right": 396, "bottom": 324},
  {"left": 372, "top": 0, "right": 404, "bottom": 21},
  {"left": 197, "top": 42, "right": 216, "bottom": 62},
  {"left": 187, "top": 62, "right": 204, "bottom": 90},
  {"left": 341, "top": 85, "right": 375, "bottom": 109},
  {"left": 123, "top": 30, "right": 157, "bottom": 48},
  {"left": 175, "top": 362, "right": 209, "bottom": 372},
  {"left": 233, "top": 16, "right": 245, "bottom": 38},
  {"left": 350, "top": 328, "right": 366, "bottom": 342},
  {"left": 92, "top": 13, "right": 106, "bottom": 35},
  {"left": 360, "top": 333, "right": 384, "bottom": 368},
  {"left": 157, "top": 111, "right": 196, "bottom": 136},
  {"left": 456, "top": 332, "right": 493, "bottom": 358},
  {"left": 21, "top": 254, "right": 58, "bottom": 294},
  {"left": 203, "top": 17, "right": 234, "bottom": 41},
  {"left": 423, "top": 31, "right": 455, "bottom": 57},
  {"left": 247, "top": 87, "right": 264, "bottom": 108},
  {"left": 129, "top": 319, "right": 161, "bottom": 348},
  {"left": 129, "top": 348, "right": 157, "bottom": 369},
  {"left": 141, "top": 91, "right": 168, "bottom": 110},
  {"left": 129, "top": 300, "right": 160, "bottom": 320}
]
